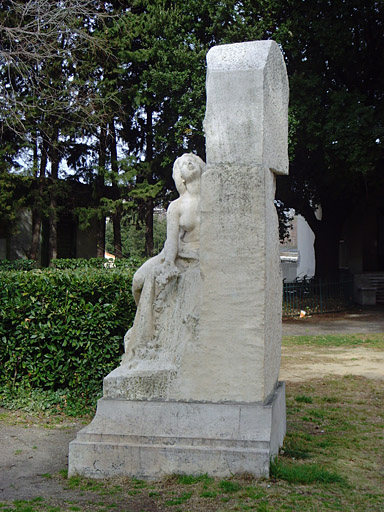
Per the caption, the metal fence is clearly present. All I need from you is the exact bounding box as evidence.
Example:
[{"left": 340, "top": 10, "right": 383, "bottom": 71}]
[{"left": 283, "top": 275, "right": 354, "bottom": 317}]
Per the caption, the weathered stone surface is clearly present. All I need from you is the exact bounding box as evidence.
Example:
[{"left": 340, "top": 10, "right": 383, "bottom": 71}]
[
  {"left": 182, "top": 40, "right": 289, "bottom": 404},
  {"left": 100, "top": 154, "right": 203, "bottom": 402},
  {"left": 69, "top": 383, "right": 285, "bottom": 479},
  {"left": 204, "top": 40, "right": 289, "bottom": 173},
  {"left": 103, "top": 262, "right": 201, "bottom": 401}
]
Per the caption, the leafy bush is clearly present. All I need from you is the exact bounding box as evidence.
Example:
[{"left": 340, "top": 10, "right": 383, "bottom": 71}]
[
  {"left": 50, "top": 257, "right": 144, "bottom": 270},
  {"left": 0, "top": 259, "right": 37, "bottom": 271},
  {"left": 0, "top": 265, "right": 138, "bottom": 398}
]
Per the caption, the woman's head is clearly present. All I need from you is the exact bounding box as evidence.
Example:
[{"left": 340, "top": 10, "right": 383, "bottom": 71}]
[{"left": 173, "top": 153, "right": 205, "bottom": 193}]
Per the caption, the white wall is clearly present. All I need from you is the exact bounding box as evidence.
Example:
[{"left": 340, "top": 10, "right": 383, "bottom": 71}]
[{"left": 296, "top": 214, "right": 315, "bottom": 278}]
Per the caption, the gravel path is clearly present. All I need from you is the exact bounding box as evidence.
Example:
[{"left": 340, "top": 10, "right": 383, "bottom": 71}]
[{"left": 283, "top": 305, "right": 384, "bottom": 336}]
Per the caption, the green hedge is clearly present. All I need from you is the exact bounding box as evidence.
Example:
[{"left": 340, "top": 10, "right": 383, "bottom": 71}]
[
  {"left": 0, "top": 259, "right": 37, "bottom": 271},
  {"left": 0, "top": 265, "right": 138, "bottom": 397},
  {"left": 0, "top": 257, "right": 144, "bottom": 271},
  {"left": 50, "top": 257, "right": 144, "bottom": 270}
]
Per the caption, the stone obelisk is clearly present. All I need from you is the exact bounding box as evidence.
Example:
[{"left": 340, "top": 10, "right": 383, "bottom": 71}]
[{"left": 69, "top": 40, "right": 288, "bottom": 479}]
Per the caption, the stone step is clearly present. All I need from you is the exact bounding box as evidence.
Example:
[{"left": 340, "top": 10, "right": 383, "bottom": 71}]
[{"left": 364, "top": 273, "right": 384, "bottom": 303}]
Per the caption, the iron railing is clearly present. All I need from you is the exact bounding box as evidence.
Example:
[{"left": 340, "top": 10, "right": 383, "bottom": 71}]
[{"left": 283, "top": 275, "right": 354, "bottom": 317}]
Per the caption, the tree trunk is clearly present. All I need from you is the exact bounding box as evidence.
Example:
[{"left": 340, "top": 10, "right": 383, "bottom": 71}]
[
  {"left": 277, "top": 177, "right": 346, "bottom": 279},
  {"left": 96, "top": 219, "right": 106, "bottom": 258},
  {"left": 113, "top": 214, "right": 122, "bottom": 258},
  {"left": 144, "top": 105, "right": 154, "bottom": 258},
  {"left": 96, "top": 126, "right": 107, "bottom": 258},
  {"left": 29, "top": 136, "right": 48, "bottom": 261},
  {"left": 109, "top": 119, "right": 122, "bottom": 258},
  {"left": 306, "top": 208, "right": 345, "bottom": 278},
  {"left": 313, "top": 219, "right": 343, "bottom": 278},
  {"left": 30, "top": 209, "right": 42, "bottom": 262},
  {"left": 48, "top": 136, "right": 59, "bottom": 265},
  {"left": 48, "top": 196, "right": 58, "bottom": 263}
]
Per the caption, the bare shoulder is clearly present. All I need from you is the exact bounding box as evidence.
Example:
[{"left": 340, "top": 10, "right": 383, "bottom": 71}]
[{"left": 166, "top": 198, "right": 181, "bottom": 216}]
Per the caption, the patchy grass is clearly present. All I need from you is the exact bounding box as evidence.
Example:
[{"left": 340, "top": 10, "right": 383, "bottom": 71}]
[
  {"left": 0, "top": 386, "right": 99, "bottom": 419},
  {"left": 219, "top": 479, "right": 242, "bottom": 493},
  {"left": 1, "top": 337, "right": 383, "bottom": 512},
  {"left": 270, "top": 460, "right": 346, "bottom": 484},
  {"left": 283, "top": 332, "right": 384, "bottom": 348},
  {"left": 175, "top": 474, "right": 214, "bottom": 486},
  {"left": 295, "top": 394, "right": 313, "bottom": 403},
  {"left": 0, "top": 406, "right": 91, "bottom": 429},
  {"left": 2, "top": 376, "right": 383, "bottom": 511}
]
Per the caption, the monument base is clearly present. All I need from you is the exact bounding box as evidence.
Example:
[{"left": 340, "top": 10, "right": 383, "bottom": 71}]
[{"left": 68, "top": 382, "right": 285, "bottom": 479}]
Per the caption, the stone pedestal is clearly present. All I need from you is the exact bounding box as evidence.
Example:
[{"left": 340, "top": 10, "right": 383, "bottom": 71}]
[
  {"left": 69, "top": 383, "right": 285, "bottom": 479},
  {"left": 69, "top": 40, "right": 289, "bottom": 479}
]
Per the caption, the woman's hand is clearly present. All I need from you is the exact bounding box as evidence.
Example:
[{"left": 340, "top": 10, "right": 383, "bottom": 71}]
[{"left": 155, "top": 261, "right": 179, "bottom": 286}]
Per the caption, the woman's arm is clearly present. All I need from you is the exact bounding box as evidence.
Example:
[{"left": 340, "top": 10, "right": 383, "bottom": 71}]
[
  {"left": 155, "top": 199, "right": 181, "bottom": 285},
  {"left": 163, "top": 199, "right": 180, "bottom": 266}
]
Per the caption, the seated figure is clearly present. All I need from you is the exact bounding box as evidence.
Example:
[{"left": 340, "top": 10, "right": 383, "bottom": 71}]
[{"left": 123, "top": 153, "right": 205, "bottom": 365}]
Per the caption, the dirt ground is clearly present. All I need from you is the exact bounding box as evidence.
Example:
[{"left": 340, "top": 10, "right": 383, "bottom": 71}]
[
  {"left": 0, "top": 306, "right": 383, "bottom": 503},
  {"left": 281, "top": 305, "right": 384, "bottom": 381}
]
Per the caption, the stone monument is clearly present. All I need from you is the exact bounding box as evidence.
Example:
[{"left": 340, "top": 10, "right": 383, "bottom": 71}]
[{"left": 68, "top": 40, "right": 289, "bottom": 479}]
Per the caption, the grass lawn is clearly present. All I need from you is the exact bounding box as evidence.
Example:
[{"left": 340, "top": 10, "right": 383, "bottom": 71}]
[{"left": 0, "top": 334, "right": 383, "bottom": 511}]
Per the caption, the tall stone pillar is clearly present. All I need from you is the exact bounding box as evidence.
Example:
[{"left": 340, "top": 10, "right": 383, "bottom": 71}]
[
  {"left": 177, "top": 40, "right": 289, "bottom": 403},
  {"left": 68, "top": 40, "right": 288, "bottom": 479}
]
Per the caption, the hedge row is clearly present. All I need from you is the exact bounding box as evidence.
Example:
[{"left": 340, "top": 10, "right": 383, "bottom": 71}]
[
  {"left": 0, "top": 259, "right": 37, "bottom": 271},
  {"left": 0, "top": 257, "right": 144, "bottom": 271},
  {"left": 0, "top": 265, "right": 138, "bottom": 397},
  {"left": 50, "top": 257, "right": 145, "bottom": 269}
]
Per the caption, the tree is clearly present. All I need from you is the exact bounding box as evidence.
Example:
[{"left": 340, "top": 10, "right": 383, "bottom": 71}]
[
  {"left": 272, "top": 0, "right": 384, "bottom": 275},
  {"left": 0, "top": 0, "right": 115, "bottom": 262},
  {"left": 3, "top": 0, "right": 380, "bottom": 274},
  {"left": 0, "top": 0, "right": 113, "bottom": 135},
  {"left": 109, "top": 1, "right": 205, "bottom": 256},
  {"left": 108, "top": 0, "right": 276, "bottom": 256}
]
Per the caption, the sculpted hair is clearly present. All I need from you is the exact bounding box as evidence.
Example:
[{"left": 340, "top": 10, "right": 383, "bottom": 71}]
[{"left": 172, "top": 153, "right": 206, "bottom": 184}]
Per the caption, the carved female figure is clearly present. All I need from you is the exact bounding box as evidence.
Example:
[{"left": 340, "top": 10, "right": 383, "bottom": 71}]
[
  {"left": 132, "top": 153, "right": 204, "bottom": 304},
  {"left": 124, "top": 153, "right": 205, "bottom": 361}
]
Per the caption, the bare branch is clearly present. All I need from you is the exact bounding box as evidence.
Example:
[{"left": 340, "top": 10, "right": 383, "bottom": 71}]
[{"left": 0, "top": 0, "right": 119, "bottom": 137}]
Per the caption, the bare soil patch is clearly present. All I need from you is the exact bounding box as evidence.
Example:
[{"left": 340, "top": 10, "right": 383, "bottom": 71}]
[
  {"left": 0, "top": 413, "right": 85, "bottom": 502},
  {"left": 280, "top": 345, "right": 384, "bottom": 382}
]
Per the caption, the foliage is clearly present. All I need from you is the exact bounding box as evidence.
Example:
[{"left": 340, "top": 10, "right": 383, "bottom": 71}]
[
  {"left": 0, "top": 259, "right": 37, "bottom": 271},
  {"left": 0, "top": 266, "right": 138, "bottom": 396},
  {"left": 274, "top": 0, "right": 384, "bottom": 274},
  {"left": 49, "top": 257, "right": 144, "bottom": 270},
  {"left": 0, "top": 0, "right": 113, "bottom": 135},
  {"left": 1, "top": 0, "right": 383, "bottom": 271},
  {"left": 0, "top": 171, "right": 27, "bottom": 225},
  {"left": 105, "top": 214, "right": 167, "bottom": 258},
  {"left": 0, "top": 385, "right": 95, "bottom": 417}
]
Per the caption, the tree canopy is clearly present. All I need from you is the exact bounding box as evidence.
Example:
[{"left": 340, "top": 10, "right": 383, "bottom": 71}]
[
  {"left": 1, "top": 0, "right": 383, "bottom": 272},
  {"left": 274, "top": 0, "right": 384, "bottom": 274}
]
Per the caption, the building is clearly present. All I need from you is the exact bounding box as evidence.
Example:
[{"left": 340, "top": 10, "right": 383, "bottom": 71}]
[{"left": 280, "top": 213, "right": 316, "bottom": 282}]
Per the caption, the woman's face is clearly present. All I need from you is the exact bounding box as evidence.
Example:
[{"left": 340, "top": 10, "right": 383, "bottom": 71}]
[{"left": 178, "top": 155, "right": 201, "bottom": 183}]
